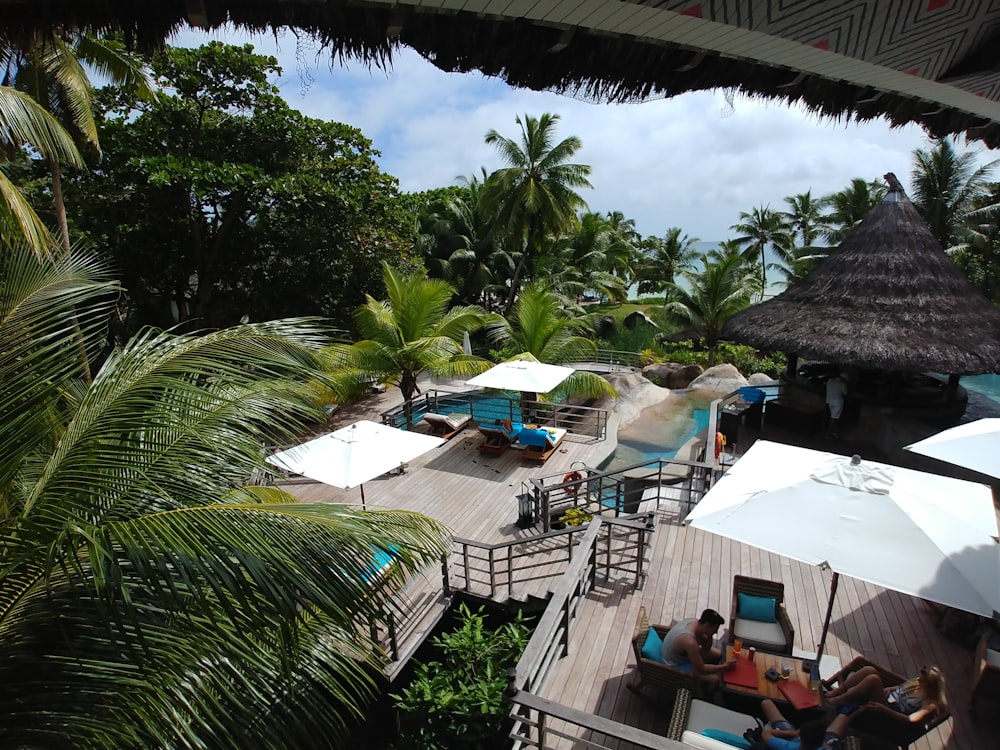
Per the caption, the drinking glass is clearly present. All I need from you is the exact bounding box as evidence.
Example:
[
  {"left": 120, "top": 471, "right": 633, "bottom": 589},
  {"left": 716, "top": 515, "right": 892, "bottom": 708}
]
[{"left": 732, "top": 638, "right": 743, "bottom": 657}]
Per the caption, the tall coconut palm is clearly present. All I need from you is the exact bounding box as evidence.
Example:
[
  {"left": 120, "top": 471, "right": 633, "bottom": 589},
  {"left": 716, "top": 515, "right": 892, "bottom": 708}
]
[
  {"left": 730, "top": 205, "right": 793, "bottom": 298},
  {"left": 0, "top": 84, "right": 79, "bottom": 253},
  {"left": 336, "top": 263, "right": 495, "bottom": 426},
  {"left": 0, "top": 243, "right": 450, "bottom": 748},
  {"left": 910, "top": 137, "right": 997, "bottom": 250},
  {"left": 484, "top": 113, "right": 592, "bottom": 313},
  {"left": 484, "top": 281, "right": 617, "bottom": 404},
  {"left": 4, "top": 31, "right": 152, "bottom": 255},
  {"left": 548, "top": 211, "right": 629, "bottom": 303},
  {"left": 636, "top": 227, "right": 701, "bottom": 303},
  {"left": 664, "top": 252, "right": 758, "bottom": 366},
  {"left": 783, "top": 190, "right": 829, "bottom": 248},
  {"left": 823, "top": 177, "right": 887, "bottom": 244}
]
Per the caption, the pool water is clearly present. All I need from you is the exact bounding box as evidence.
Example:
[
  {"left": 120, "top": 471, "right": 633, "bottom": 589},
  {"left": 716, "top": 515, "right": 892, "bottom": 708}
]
[{"left": 603, "top": 390, "right": 715, "bottom": 470}]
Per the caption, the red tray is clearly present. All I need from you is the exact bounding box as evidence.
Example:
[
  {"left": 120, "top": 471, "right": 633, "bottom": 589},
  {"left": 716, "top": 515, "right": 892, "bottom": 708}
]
[
  {"left": 725, "top": 657, "right": 760, "bottom": 689},
  {"left": 778, "top": 679, "right": 820, "bottom": 709}
]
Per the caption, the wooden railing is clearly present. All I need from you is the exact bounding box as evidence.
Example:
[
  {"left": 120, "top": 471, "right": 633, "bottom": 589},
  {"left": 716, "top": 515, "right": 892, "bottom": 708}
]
[
  {"left": 505, "top": 519, "right": 685, "bottom": 750},
  {"left": 449, "top": 514, "right": 654, "bottom": 602}
]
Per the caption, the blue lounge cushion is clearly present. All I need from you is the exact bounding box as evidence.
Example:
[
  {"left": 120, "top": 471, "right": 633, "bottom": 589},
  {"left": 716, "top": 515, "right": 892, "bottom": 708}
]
[
  {"left": 641, "top": 627, "right": 663, "bottom": 662},
  {"left": 701, "top": 729, "right": 751, "bottom": 748},
  {"left": 738, "top": 592, "right": 777, "bottom": 623},
  {"left": 518, "top": 427, "right": 550, "bottom": 448}
]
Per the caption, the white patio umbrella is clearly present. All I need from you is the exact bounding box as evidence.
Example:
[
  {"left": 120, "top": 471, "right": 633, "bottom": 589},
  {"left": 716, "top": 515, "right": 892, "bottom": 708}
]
[
  {"left": 685, "top": 440, "right": 1000, "bottom": 660},
  {"left": 267, "top": 420, "right": 445, "bottom": 509},
  {"left": 904, "top": 418, "right": 1000, "bottom": 479},
  {"left": 466, "top": 359, "right": 574, "bottom": 393},
  {"left": 462, "top": 331, "right": 473, "bottom": 356}
]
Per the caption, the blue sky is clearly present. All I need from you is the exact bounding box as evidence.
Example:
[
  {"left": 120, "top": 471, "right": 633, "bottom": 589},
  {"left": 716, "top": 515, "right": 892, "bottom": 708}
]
[{"left": 172, "top": 27, "right": 999, "bottom": 243}]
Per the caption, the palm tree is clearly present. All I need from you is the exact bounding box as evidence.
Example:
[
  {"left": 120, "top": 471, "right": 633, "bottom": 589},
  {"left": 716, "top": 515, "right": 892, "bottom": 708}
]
[
  {"left": 730, "top": 205, "right": 793, "bottom": 298},
  {"left": 0, "top": 243, "right": 451, "bottom": 748},
  {"left": 636, "top": 227, "right": 700, "bottom": 303},
  {"left": 910, "top": 137, "right": 997, "bottom": 250},
  {"left": 0, "top": 83, "right": 79, "bottom": 253},
  {"left": 783, "top": 190, "right": 829, "bottom": 248},
  {"left": 484, "top": 281, "right": 617, "bottom": 404},
  {"left": 823, "top": 177, "right": 887, "bottom": 244},
  {"left": 547, "top": 211, "right": 629, "bottom": 303},
  {"left": 663, "top": 252, "right": 758, "bottom": 366},
  {"left": 4, "top": 31, "right": 152, "bottom": 255},
  {"left": 484, "top": 113, "right": 592, "bottom": 313},
  {"left": 337, "top": 263, "right": 495, "bottom": 426}
]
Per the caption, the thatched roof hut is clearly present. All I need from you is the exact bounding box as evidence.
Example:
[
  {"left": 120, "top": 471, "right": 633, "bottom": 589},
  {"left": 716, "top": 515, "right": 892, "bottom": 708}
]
[
  {"left": 722, "top": 175, "right": 1000, "bottom": 375},
  {"left": 3, "top": 1, "right": 1000, "bottom": 147}
]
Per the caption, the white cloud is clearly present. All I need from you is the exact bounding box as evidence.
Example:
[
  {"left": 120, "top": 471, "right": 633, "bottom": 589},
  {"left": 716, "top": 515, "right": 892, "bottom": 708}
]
[{"left": 169, "top": 27, "right": 999, "bottom": 242}]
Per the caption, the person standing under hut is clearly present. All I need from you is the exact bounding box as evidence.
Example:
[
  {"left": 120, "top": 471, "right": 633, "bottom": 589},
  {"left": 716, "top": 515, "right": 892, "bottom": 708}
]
[{"left": 825, "top": 371, "right": 849, "bottom": 437}]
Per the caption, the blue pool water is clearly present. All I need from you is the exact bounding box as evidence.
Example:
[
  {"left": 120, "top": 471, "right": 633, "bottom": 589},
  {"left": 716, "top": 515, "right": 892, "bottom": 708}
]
[{"left": 605, "top": 390, "right": 716, "bottom": 470}]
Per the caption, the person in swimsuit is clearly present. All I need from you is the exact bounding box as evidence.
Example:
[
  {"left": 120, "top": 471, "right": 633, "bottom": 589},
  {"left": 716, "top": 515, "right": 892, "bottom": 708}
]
[
  {"left": 760, "top": 699, "right": 849, "bottom": 750},
  {"left": 659, "top": 608, "right": 736, "bottom": 689},
  {"left": 824, "top": 658, "right": 946, "bottom": 724}
]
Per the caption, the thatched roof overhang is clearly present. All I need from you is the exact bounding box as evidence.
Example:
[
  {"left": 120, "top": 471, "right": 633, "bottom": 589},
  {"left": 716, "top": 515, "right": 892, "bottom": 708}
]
[
  {"left": 3, "top": 1, "right": 1000, "bottom": 147},
  {"left": 722, "top": 182, "right": 1000, "bottom": 375}
]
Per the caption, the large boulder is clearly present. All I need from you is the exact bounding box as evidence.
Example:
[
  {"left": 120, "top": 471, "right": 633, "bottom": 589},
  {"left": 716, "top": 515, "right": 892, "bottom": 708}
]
[
  {"left": 623, "top": 310, "right": 659, "bottom": 329},
  {"left": 642, "top": 362, "right": 704, "bottom": 389},
  {"left": 747, "top": 372, "right": 776, "bottom": 386},
  {"left": 688, "top": 364, "right": 748, "bottom": 394},
  {"left": 598, "top": 371, "right": 675, "bottom": 427},
  {"left": 595, "top": 315, "right": 617, "bottom": 339}
]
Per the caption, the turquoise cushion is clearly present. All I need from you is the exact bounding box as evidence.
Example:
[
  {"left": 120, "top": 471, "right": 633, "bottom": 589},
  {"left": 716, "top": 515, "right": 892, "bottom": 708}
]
[
  {"left": 641, "top": 627, "right": 663, "bottom": 662},
  {"left": 738, "top": 592, "right": 777, "bottom": 623},
  {"left": 701, "top": 729, "right": 751, "bottom": 748}
]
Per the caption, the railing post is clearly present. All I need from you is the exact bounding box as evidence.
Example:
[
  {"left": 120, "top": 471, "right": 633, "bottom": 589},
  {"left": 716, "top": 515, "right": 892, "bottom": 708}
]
[
  {"left": 441, "top": 553, "right": 451, "bottom": 596},
  {"left": 488, "top": 547, "right": 496, "bottom": 599},
  {"left": 605, "top": 523, "right": 612, "bottom": 579},
  {"left": 561, "top": 596, "right": 571, "bottom": 657},
  {"left": 462, "top": 543, "right": 470, "bottom": 591},
  {"left": 538, "top": 485, "right": 548, "bottom": 533},
  {"left": 507, "top": 544, "right": 514, "bottom": 598},
  {"left": 387, "top": 609, "right": 399, "bottom": 661},
  {"left": 537, "top": 708, "right": 547, "bottom": 749}
]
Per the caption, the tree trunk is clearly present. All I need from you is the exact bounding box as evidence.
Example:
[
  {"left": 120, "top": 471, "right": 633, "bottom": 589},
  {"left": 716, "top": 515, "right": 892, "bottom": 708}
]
[{"left": 50, "top": 157, "right": 94, "bottom": 384}]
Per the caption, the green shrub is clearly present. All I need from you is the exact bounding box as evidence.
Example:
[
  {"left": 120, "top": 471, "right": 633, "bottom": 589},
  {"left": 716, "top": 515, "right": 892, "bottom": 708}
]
[
  {"left": 390, "top": 603, "right": 532, "bottom": 750},
  {"left": 649, "top": 340, "right": 785, "bottom": 377}
]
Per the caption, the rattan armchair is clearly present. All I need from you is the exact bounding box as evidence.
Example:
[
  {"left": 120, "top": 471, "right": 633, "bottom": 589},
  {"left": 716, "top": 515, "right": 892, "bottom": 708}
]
[
  {"left": 628, "top": 606, "right": 703, "bottom": 700},
  {"left": 825, "top": 657, "right": 950, "bottom": 749},
  {"left": 729, "top": 575, "right": 795, "bottom": 654}
]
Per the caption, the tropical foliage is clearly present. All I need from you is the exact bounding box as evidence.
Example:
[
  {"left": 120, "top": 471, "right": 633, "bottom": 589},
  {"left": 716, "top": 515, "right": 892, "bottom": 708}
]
[
  {"left": 484, "top": 112, "right": 592, "bottom": 313},
  {"left": 391, "top": 603, "right": 531, "bottom": 750},
  {"left": 663, "top": 252, "right": 759, "bottom": 366},
  {"left": 333, "top": 263, "right": 495, "bottom": 424},
  {"left": 730, "top": 205, "right": 793, "bottom": 297},
  {"left": 0, "top": 243, "right": 451, "bottom": 748},
  {"left": 484, "top": 282, "right": 617, "bottom": 402},
  {"left": 47, "top": 42, "right": 411, "bottom": 333}
]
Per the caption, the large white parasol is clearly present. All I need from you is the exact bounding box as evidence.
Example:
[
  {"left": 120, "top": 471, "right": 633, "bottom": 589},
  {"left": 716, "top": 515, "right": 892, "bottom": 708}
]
[
  {"left": 685, "top": 440, "right": 1000, "bottom": 659},
  {"left": 267, "top": 420, "right": 445, "bottom": 508},
  {"left": 466, "top": 359, "right": 574, "bottom": 393}
]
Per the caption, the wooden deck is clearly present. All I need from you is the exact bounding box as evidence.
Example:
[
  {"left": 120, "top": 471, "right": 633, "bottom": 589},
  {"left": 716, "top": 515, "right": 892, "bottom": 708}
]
[{"left": 281, "top": 396, "right": 999, "bottom": 750}]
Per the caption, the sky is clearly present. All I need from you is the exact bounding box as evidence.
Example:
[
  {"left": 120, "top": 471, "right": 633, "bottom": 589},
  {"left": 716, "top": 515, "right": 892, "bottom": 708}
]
[{"left": 171, "top": 27, "right": 1000, "bottom": 244}]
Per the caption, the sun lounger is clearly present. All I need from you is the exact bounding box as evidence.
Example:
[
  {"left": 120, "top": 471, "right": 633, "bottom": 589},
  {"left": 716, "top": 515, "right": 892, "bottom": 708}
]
[
  {"left": 478, "top": 419, "right": 523, "bottom": 455},
  {"left": 422, "top": 412, "right": 471, "bottom": 439},
  {"left": 518, "top": 427, "right": 567, "bottom": 462}
]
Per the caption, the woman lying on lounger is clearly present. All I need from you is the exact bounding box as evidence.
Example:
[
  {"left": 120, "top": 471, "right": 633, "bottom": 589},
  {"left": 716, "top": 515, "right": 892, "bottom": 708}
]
[{"left": 824, "top": 658, "right": 946, "bottom": 723}]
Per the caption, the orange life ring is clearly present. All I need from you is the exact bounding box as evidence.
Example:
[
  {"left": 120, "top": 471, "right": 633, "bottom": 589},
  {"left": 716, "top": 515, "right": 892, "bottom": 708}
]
[
  {"left": 714, "top": 432, "right": 726, "bottom": 459},
  {"left": 563, "top": 470, "right": 583, "bottom": 495}
]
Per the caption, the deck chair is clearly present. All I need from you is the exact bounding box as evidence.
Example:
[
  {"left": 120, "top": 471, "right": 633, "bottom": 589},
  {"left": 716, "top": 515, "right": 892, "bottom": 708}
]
[
  {"left": 518, "top": 427, "right": 566, "bottom": 462},
  {"left": 825, "top": 658, "right": 950, "bottom": 749},
  {"left": 422, "top": 412, "right": 471, "bottom": 439},
  {"left": 477, "top": 419, "right": 522, "bottom": 455},
  {"left": 628, "top": 606, "right": 703, "bottom": 701},
  {"left": 729, "top": 575, "right": 795, "bottom": 655}
]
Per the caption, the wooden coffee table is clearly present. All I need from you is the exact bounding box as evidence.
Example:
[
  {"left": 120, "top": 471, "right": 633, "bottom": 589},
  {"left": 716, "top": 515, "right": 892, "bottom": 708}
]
[{"left": 721, "top": 647, "right": 820, "bottom": 710}]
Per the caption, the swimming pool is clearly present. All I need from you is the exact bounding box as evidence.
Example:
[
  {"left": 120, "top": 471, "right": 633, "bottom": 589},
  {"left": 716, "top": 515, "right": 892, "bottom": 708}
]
[{"left": 601, "top": 390, "right": 716, "bottom": 470}]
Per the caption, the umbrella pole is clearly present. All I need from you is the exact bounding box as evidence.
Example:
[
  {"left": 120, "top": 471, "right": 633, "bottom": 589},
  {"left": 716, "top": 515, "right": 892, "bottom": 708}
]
[{"left": 816, "top": 571, "right": 840, "bottom": 663}]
